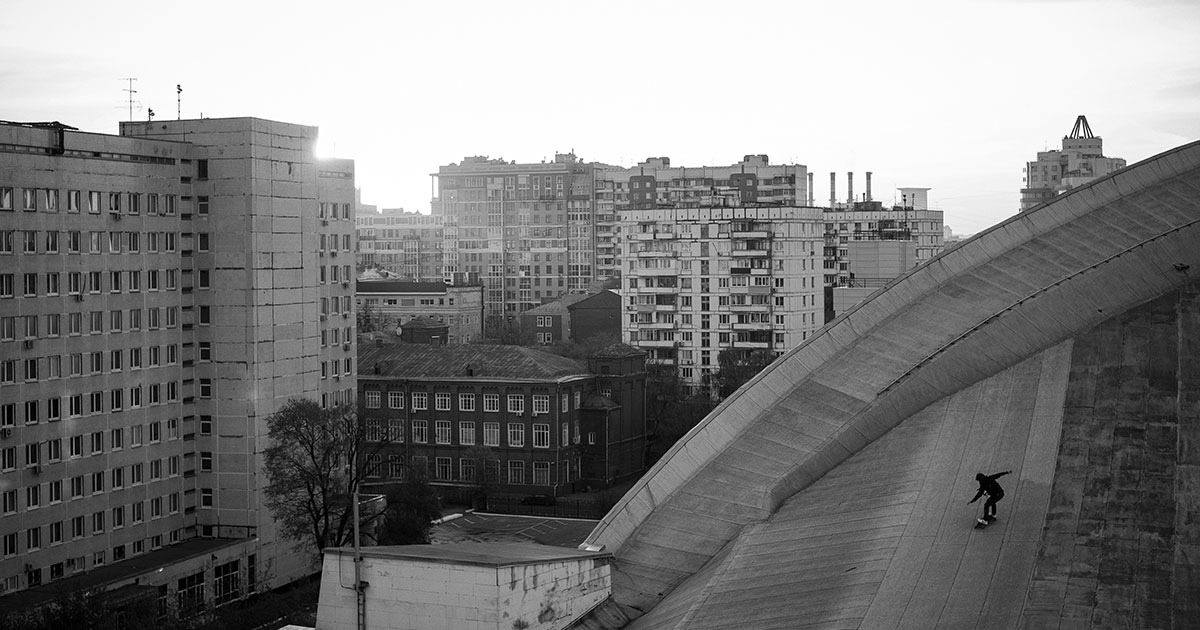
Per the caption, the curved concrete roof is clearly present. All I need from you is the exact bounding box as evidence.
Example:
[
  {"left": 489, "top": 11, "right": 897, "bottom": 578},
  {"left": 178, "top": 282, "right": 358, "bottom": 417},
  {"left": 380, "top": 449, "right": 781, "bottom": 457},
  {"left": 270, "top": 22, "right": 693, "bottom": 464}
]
[{"left": 584, "top": 139, "right": 1200, "bottom": 624}]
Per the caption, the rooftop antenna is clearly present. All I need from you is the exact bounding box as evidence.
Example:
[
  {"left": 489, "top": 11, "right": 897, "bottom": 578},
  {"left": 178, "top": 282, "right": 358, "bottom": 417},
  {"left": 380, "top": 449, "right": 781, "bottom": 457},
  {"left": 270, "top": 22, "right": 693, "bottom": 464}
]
[
  {"left": 176, "top": 84, "right": 182, "bottom": 120},
  {"left": 1068, "top": 114, "right": 1095, "bottom": 139},
  {"left": 147, "top": 108, "right": 155, "bottom": 122},
  {"left": 121, "top": 77, "right": 138, "bottom": 122}
]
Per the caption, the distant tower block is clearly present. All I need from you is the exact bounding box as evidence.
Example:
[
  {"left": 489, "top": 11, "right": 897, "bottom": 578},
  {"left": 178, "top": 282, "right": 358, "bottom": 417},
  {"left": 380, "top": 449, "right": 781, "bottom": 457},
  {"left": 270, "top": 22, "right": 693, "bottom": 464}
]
[
  {"left": 898, "top": 187, "right": 931, "bottom": 210},
  {"left": 847, "top": 172, "right": 854, "bottom": 204}
]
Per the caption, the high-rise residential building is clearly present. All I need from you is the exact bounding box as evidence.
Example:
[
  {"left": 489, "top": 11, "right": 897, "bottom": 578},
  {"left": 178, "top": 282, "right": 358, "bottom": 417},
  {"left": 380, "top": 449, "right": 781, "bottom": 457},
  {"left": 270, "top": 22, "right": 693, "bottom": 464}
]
[
  {"left": 431, "top": 154, "right": 811, "bottom": 327},
  {"left": 355, "top": 280, "right": 484, "bottom": 344},
  {"left": 431, "top": 153, "right": 597, "bottom": 322},
  {"left": 1020, "top": 115, "right": 1126, "bottom": 212},
  {"left": 355, "top": 208, "right": 445, "bottom": 281},
  {"left": 620, "top": 207, "right": 825, "bottom": 394},
  {"left": 0, "top": 117, "right": 355, "bottom": 609}
]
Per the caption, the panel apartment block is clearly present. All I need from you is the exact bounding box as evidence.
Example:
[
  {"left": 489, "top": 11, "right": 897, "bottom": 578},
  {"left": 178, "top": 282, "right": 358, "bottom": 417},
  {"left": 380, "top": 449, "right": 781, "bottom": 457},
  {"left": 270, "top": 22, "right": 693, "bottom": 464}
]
[
  {"left": 0, "top": 117, "right": 354, "bottom": 608},
  {"left": 620, "top": 206, "right": 824, "bottom": 394}
]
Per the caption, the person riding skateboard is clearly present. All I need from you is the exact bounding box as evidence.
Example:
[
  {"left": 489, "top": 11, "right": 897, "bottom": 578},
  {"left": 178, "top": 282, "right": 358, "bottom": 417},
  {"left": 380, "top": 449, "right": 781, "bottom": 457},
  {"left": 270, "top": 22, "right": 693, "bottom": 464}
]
[{"left": 968, "top": 470, "right": 1011, "bottom": 525}]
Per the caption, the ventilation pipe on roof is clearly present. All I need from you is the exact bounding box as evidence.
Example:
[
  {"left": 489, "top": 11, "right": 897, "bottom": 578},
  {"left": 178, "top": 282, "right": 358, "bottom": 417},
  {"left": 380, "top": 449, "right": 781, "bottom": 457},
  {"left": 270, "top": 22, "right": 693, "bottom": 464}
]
[
  {"left": 866, "top": 172, "right": 873, "bottom": 202},
  {"left": 847, "top": 172, "right": 854, "bottom": 204},
  {"left": 829, "top": 172, "right": 836, "bottom": 208}
]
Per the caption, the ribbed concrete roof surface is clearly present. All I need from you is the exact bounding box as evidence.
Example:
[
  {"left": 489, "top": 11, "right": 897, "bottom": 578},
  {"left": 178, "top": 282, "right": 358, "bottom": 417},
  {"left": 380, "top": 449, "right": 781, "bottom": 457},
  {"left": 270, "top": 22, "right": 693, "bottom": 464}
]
[{"left": 581, "top": 139, "right": 1200, "bottom": 628}]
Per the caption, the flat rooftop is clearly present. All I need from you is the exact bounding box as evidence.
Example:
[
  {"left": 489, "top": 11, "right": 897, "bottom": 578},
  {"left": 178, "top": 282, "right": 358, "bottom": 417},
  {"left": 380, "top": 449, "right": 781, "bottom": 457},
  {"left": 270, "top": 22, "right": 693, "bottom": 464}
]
[{"left": 325, "top": 542, "right": 607, "bottom": 568}]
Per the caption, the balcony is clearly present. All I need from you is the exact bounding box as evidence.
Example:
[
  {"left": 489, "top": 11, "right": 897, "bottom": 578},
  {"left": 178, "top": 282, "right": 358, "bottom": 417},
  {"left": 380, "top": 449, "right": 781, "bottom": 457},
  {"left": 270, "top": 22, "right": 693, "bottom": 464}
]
[
  {"left": 730, "top": 302, "right": 770, "bottom": 313},
  {"left": 637, "top": 338, "right": 679, "bottom": 348},
  {"left": 731, "top": 230, "right": 770, "bottom": 239},
  {"left": 730, "top": 248, "right": 770, "bottom": 257},
  {"left": 732, "top": 321, "right": 772, "bottom": 331},
  {"left": 635, "top": 321, "right": 677, "bottom": 330},
  {"left": 636, "top": 284, "right": 679, "bottom": 294}
]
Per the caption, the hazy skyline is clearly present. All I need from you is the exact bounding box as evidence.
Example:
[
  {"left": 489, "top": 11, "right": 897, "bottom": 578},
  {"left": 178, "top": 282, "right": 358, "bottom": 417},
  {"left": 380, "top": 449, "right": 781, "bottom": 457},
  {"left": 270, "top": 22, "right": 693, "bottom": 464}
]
[{"left": 3, "top": 0, "right": 1198, "bottom": 235}]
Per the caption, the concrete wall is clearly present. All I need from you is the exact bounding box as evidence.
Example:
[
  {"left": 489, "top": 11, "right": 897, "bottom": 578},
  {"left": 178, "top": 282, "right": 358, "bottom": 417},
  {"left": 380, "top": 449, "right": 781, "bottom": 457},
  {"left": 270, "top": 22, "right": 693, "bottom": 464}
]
[{"left": 316, "top": 552, "right": 610, "bottom": 630}]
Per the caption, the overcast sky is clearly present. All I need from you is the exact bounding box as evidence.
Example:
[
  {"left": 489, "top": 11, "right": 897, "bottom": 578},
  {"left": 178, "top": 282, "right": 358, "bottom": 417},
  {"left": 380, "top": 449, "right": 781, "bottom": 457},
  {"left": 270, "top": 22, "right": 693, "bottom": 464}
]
[{"left": 3, "top": 0, "right": 1197, "bottom": 235}]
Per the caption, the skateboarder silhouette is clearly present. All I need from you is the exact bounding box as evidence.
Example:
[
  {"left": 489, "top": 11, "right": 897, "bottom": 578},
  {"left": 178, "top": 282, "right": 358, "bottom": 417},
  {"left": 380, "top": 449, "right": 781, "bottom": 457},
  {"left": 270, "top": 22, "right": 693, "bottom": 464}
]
[{"left": 968, "top": 470, "right": 1011, "bottom": 527}]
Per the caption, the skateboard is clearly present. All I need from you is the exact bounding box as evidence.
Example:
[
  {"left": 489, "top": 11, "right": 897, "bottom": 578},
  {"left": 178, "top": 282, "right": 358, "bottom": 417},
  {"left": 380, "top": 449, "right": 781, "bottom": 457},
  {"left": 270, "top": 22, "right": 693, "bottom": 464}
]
[{"left": 974, "top": 516, "right": 996, "bottom": 529}]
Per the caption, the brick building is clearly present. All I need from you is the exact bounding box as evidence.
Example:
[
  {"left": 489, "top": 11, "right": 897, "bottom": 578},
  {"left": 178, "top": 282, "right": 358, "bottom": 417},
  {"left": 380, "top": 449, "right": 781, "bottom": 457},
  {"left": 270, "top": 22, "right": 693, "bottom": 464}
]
[{"left": 357, "top": 342, "right": 646, "bottom": 502}]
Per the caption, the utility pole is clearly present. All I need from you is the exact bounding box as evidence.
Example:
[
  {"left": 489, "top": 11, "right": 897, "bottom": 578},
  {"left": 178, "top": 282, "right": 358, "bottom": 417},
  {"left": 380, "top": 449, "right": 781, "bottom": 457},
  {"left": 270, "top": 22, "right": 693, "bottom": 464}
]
[
  {"left": 121, "top": 78, "right": 137, "bottom": 122},
  {"left": 176, "top": 84, "right": 182, "bottom": 120}
]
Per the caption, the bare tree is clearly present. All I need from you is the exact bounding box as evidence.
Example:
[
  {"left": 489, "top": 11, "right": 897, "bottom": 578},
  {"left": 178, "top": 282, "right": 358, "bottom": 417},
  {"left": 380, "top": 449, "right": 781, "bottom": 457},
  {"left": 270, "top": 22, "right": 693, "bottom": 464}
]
[{"left": 263, "top": 399, "right": 387, "bottom": 558}]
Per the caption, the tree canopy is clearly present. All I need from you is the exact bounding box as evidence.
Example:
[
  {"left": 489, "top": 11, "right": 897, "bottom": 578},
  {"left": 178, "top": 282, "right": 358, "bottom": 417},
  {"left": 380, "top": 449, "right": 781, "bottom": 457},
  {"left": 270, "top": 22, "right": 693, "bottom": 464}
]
[{"left": 263, "top": 399, "right": 384, "bottom": 558}]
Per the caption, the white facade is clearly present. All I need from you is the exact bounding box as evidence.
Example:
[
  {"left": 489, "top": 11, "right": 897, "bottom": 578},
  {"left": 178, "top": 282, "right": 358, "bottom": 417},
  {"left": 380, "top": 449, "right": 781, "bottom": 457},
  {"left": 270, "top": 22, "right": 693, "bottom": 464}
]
[
  {"left": 620, "top": 206, "right": 824, "bottom": 393},
  {"left": 316, "top": 544, "right": 611, "bottom": 630},
  {"left": 0, "top": 117, "right": 354, "bottom": 607}
]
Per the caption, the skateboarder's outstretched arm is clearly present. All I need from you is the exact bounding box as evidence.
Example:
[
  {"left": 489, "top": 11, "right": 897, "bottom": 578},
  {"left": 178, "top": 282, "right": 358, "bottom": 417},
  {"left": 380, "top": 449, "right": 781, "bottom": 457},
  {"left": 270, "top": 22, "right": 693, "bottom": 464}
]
[
  {"left": 989, "top": 470, "right": 1012, "bottom": 481},
  {"left": 968, "top": 488, "right": 986, "bottom": 504}
]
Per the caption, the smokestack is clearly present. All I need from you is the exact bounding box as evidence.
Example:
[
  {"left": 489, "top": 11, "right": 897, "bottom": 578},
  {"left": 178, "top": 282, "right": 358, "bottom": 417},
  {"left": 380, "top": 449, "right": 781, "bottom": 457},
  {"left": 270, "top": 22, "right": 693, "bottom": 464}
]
[
  {"left": 829, "top": 172, "right": 836, "bottom": 208},
  {"left": 866, "top": 171, "right": 873, "bottom": 202},
  {"left": 847, "top": 172, "right": 854, "bottom": 204},
  {"left": 807, "top": 172, "right": 814, "bottom": 206}
]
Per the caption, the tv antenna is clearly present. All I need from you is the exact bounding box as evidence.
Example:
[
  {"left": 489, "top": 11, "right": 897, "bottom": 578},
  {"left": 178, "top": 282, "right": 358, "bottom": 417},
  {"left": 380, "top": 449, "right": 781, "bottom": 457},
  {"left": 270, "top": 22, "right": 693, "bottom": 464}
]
[
  {"left": 176, "top": 84, "right": 182, "bottom": 120},
  {"left": 121, "top": 78, "right": 138, "bottom": 121}
]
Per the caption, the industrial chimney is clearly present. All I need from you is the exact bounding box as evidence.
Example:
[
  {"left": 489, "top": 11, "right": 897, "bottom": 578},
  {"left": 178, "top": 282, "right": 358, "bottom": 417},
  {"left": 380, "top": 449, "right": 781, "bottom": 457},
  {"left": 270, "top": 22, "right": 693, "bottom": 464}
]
[
  {"left": 807, "top": 172, "right": 814, "bottom": 206},
  {"left": 847, "top": 172, "right": 854, "bottom": 204},
  {"left": 865, "top": 171, "right": 873, "bottom": 202},
  {"left": 829, "top": 172, "right": 836, "bottom": 208}
]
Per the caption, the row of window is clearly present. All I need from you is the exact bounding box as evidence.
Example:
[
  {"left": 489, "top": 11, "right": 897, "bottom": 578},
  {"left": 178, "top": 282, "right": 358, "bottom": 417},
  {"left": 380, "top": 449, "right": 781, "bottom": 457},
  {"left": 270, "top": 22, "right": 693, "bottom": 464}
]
[
  {"left": 0, "top": 380, "right": 182, "bottom": 426},
  {"left": 320, "top": 326, "right": 355, "bottom": 349},
  {"left": 0, "top": 188, "right": 177, "bottom": 215},
  {"left": 1, "top": 495, "right": 182, "bottom": 559},
  {"left": 319, "top": 264, "right": 354, "bottom": 285},
  {"left": 364, "top": 454, "right": 563, "bottom": 486},
  {"left": 0, "top": 268, "right": 184, "bottom": 299},
  {"left": 1, "top": 307, "right": 209, "bottom": 342},
  {"left": 2, "top": 458, "right": 184, "bottom": 511},
  {"left": 318, "top": 202, "right": 353, "bottom": 220},
  {"left": 1, "top": 421, "right": 182, "bottom": 470},
  {"left": 363, "top": 418, "right": 577, "bottom": 449},
  {"left": 0, "top": 229, "right": 185, "bottom": 256},
  {"left": 364, "top": 390, "right": 580, "bottom": 414},
  {"left": 1, "top": 343, "right": 184, "bottom": 383}
]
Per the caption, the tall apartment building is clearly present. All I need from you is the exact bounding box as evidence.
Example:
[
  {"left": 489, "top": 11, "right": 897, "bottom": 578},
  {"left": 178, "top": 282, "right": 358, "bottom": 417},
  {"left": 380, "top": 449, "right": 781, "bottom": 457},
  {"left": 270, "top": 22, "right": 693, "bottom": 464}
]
[
  {"left": 621, "top": 207, "right": 824, "bottom": 394},
  {"left": 1020, "top": 115, "right": 1126, "bottom": 212},
  {"left": 0, "top": 117, "right": 355, "bottom": 609},
  {"left": 355, "top": 208, "right": 445, "bottom": 281},
  {"left": 356, "top": 280, "right": 484, "bottom": 344},
  {"left": 431, "top": 154, "right": 811, "bottom": 325}
]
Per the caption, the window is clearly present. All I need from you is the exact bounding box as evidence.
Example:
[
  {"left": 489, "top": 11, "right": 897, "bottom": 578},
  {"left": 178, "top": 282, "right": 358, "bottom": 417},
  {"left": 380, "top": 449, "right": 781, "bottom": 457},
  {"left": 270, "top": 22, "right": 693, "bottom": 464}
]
[
  {"left": 435, "top": 420, "right": 451, "bottom": 444},
  {"left": 507, "top": 394, "right": 524, "bottom": 414},
  {"left": 1, "top": 490, "right": 14, "bottom": 513},
  {"left": 533, "top": 424, "right": 550, "bottom": 448},
  {"left": 460, "top": 421, "right": 476, "bottom": 445},
  {"left": 201, "top": 488, "right": 213, "bottom": 508},
  {"left": 533, "top": 461, "right": 550, "bottom": 486},
  {"left": 484, "top": 422, "right": 500, "bottom": 447},
  {"left": 507, "top": 460, "right": 525, "bottom": 485},
  {"left": 435, "top": 457, "right": 452, "bottom": 480},
  {"left": 533, "top": 395, "right": 550, "bottom": 415},
  {"left": 25, "top": 486, "right": 40, "bottom": 510},
  {"left": 460, "top": 458, "right": 476, "bottom": 483},
  {"left": 459, "top": 393, "right": 475, "bottom": 411},
  {"left": 484, "top": 394, "right": 500, "bottom": 412},
  {"left": 435, "top": 392, "right": 451, "bottom": 411},
  {"left": 213, "top": 560, "right": 240, "bottom": 607},
  {"left": 365, "top": 390, "right": 381, "bottom": 409},
  {"left": 412, "top": 392, "right": 427, "bottom": 410},
  {"left": 177, "top": 572, "right": 205, "bottom": 619},
  {"left": 199, "top": 378, "right": 213, "bottom": 398},
  {"left": 508, "top": 423, "right": 525, "bottom": 447},
  {"left": 561, "top": 393, "right": 569, "bottom": 412},
  {"left": 412, "top": 420, "right": 427, "bottom": 443}
]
